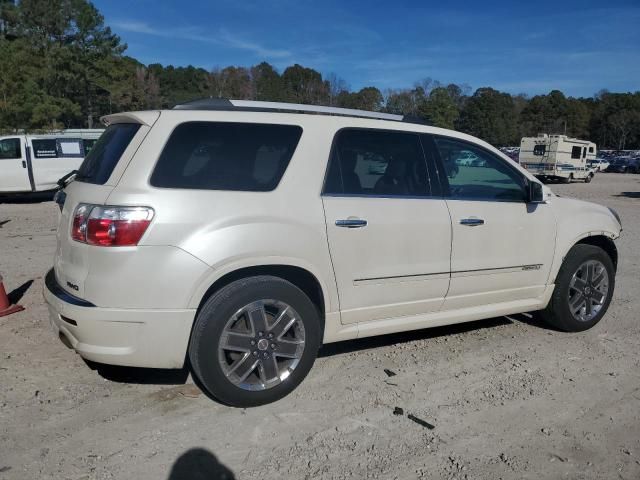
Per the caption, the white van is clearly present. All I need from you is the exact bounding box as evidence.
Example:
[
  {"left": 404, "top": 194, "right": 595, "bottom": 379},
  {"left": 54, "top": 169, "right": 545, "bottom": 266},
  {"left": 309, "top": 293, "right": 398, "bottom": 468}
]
[
  {"left": 0, "top": 130, "right": 103, "bottom": 194},
  {"left": 519, "top": 134, "right": 597, "bottom": 183}
]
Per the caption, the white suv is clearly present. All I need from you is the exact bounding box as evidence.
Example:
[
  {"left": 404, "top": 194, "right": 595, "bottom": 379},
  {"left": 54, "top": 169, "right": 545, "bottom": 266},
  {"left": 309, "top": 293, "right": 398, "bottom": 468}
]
[{"left": 44, "top": 99, "right": 622, "bottom": 407}]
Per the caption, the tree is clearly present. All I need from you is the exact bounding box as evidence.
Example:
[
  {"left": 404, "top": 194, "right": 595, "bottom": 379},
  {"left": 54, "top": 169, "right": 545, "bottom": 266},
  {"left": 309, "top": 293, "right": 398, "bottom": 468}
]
[
  {"left": 418, "top": 87, "right": 459, "bottom": 129},
  {"left": 457, "top": 87, "right": 518, "bottom": 146},
  {"left": 251, "top": 62, "right": 282, "bottom": 101},
  {"left": 281, "top": 64, "right": 330, "bottom": 105}
]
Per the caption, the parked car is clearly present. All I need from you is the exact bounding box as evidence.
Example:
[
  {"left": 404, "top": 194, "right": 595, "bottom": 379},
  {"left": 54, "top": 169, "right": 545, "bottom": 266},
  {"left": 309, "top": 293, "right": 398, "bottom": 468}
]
[
  {"left": 605, "top": 158, "right": 639, "bottom": 173},
  {"left": 587, "top": 158, "right": 610, "bottom": 172},
  {"left": 45, "top": 99, "right": 622, "bottom": 407}
]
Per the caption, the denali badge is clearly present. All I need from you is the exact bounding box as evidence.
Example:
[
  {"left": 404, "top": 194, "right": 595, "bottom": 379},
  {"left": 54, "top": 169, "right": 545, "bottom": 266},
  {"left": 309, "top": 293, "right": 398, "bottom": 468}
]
[{"left": 522, "top": 265, "right": 541, "bottom": 271}]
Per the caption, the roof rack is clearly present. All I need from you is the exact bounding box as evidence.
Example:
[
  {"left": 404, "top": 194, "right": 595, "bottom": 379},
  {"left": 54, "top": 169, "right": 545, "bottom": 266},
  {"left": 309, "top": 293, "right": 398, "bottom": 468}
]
[{"left": 172, "top": 98, "right": 420, "bottom": 123}]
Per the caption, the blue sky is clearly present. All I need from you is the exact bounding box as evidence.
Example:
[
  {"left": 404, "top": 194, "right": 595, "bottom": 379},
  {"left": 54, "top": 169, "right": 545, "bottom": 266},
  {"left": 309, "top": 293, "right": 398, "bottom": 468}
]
[{"left": 94, "top": 0, "right": 640, "bottom": 97}]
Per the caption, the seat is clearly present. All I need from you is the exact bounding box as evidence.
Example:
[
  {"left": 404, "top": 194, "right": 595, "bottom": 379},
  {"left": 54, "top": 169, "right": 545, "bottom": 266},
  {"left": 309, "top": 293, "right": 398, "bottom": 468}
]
[{"left": 374, "top": 157, "right": 409, "bottom": 195}]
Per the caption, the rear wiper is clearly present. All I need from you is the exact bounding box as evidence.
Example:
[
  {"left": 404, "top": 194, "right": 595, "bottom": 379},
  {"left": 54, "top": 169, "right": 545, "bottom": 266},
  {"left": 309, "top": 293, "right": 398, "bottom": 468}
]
[{"left": 57, "top": 170, "right": 79, "bottom": 188}]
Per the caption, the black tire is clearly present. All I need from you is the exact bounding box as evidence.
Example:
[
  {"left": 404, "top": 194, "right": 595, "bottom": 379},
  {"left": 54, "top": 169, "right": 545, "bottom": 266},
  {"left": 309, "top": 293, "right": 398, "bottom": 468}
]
[
  {"left": 584, "top": 173, "right": 593, "bottom": 183},
  {"left": 189, "top": 275, "right": 322, "bottom": 407},
  {"left": 539, "top": 244, "right": 615, "bottom": 332},
  {"left": 562, "top": 174, "right": 572, "bottom": 184}
]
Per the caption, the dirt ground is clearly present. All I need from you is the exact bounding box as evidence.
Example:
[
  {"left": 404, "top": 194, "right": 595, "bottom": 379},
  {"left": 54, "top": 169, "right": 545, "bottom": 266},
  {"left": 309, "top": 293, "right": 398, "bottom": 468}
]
[{"left": 1, "top": 174, "right": 639, "bottom": 480}]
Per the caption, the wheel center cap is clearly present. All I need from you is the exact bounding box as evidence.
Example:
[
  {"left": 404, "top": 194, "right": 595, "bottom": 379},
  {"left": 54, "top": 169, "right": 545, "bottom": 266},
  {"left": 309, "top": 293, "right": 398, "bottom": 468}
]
[
  {"left": 584, "top": 286, "right": 592, "bottom": 295},
  {"left": 257, "top": 338, "right": 269, "bottom": 351}
]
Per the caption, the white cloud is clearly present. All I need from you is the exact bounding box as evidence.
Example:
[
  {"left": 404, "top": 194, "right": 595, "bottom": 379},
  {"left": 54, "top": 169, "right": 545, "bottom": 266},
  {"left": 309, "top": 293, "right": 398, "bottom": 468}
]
[{"left": 112, "top": 20, "right": 291, "bottom": 59}]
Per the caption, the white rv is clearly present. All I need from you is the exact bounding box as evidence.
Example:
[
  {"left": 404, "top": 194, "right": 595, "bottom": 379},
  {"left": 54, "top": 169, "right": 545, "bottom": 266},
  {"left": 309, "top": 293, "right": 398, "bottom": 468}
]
[
  {"left": 0, "top": 130, "right": 103, "bottom": 194},
  {"left": 519, "top": 134, "right": 597, "bottom": 183}
]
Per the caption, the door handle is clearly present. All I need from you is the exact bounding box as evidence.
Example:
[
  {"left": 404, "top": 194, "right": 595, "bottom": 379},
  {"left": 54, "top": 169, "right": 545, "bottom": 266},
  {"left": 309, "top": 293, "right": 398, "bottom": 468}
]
[
  {"left": 22, "top": 161, "right": 27, "bottom": 168},
  {"left": 335, "top": 219, "right": 367, "bottom": 228},
  {"left": 460, "top": 218, "right": 484, "bottom": 226}
]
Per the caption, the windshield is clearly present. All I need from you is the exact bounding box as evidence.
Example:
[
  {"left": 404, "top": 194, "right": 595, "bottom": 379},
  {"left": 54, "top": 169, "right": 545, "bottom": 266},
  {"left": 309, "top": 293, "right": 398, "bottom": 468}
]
[{"left": 76, "top": 123, "right": 141, "bottom": 184}]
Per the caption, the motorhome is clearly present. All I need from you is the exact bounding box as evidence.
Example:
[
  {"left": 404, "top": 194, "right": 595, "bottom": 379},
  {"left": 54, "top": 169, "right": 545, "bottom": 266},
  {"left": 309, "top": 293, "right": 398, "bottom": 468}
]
[
  {"left": 0, "top": 129, "right": 103, "bottom": 194},
  {"left": 519, "top": 134, "right": 597, "bottom": 183}
]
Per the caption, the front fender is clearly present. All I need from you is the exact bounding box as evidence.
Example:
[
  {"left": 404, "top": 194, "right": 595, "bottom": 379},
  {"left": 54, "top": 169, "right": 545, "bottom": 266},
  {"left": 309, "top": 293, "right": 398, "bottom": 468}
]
[{"left": 546, "top": 197, "right": 620, "bottom": 284}]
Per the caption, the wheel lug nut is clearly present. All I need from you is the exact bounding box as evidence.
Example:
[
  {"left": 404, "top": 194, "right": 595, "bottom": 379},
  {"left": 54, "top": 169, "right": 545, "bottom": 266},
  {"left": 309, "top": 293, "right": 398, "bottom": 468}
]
[
  {"left": 252, "top": 351, "right": 258, "bottom": 356},
  {"left": 268, "top": 333, "right": 274, "bottom": 339},
  {"left": 271, "top": 343, "right": 276, "bottom": 349},
  {"left": 258, "top": 331, "right": 264, "bottom": 337},
  {"left": 262, "top": 352, "right": 268, "bottom": 358},
  {"left": 250, "top": 340, "right": 256, "bottom": 346}
]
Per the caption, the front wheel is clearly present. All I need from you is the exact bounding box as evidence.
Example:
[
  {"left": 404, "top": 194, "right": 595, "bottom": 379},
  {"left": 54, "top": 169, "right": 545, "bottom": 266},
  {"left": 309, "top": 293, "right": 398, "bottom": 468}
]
[
  {"left": 584, "top": 173, "right": 593, "bottom": 183},
  {"left": 189, "top": 276, "right": 322, "bottom": 407},
  {"left": 539, "top": 244, "right": 615, "bottom": 332}
]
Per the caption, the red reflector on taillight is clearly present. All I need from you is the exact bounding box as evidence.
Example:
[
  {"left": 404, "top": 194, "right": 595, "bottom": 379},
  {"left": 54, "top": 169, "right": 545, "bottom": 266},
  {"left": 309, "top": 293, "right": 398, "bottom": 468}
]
[
  {"left": 71, "top": 204, "right": 154, "bottom": 247},
  {"left": 86, "top": 218, "right": 152, "bottom": 246}
]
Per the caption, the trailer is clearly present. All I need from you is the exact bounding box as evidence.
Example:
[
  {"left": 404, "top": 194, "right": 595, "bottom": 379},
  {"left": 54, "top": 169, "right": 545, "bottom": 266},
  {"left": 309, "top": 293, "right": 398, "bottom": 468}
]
[
  {"left": 0, "top": 130, "right": 103, "bottom": 194},
  {"left": 519, "top": 134, "right": 597, "bottom": 183}
]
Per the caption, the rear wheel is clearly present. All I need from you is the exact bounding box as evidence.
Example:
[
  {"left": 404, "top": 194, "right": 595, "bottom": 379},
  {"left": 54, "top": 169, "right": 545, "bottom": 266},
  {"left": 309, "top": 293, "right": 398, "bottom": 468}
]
[
  {"left": 189, "top": 276, "right": 322, "bottom": 407},
  {"left": 584, "top": 173, "right": 593, "bottom": 183},
  {"left": 539, "top": 244, "right": 615, "bottom": 332}
]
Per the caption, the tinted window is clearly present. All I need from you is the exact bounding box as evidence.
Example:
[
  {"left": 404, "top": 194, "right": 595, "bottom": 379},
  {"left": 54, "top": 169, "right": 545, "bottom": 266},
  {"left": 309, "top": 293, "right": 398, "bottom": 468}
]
[
  {"left": 434, "top": 137, "right": 526, "bottom": 202},
  {"left": 588, "top": 146, "right": 594, "bottom": 153},
  {"left": 150, "top": 122, "right": 302, "bottom": 191},
  {"left": 0, "top": 138, "right": 21, "bottom": 159},
  {"left": 324, "top": 129, "right": 431, "bottom": 197},
  {"left": 571, "top": 146, "right": 581, "bottom": 159},
  {"left": 32, "top": 139, "right": 58, "bottom": 158},
  {"left": 83, "top": 139, "right": 97, "bottom": 154},
  {"left": 533, "top": 144, "right": 546, "bottom": 156},
  {"left": 77, "top": 123, "right": 141, "bottom": 185}
]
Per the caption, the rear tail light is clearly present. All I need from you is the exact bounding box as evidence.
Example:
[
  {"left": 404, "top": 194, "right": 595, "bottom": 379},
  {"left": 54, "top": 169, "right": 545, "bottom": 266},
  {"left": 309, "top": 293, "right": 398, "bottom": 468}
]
[{"left": 71, "top": 204, "right": 154, "bottom": 247}]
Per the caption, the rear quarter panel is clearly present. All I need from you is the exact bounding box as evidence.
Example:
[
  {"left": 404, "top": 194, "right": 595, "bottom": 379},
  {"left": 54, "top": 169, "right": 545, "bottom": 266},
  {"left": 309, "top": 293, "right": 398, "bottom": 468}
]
[{"left": 106, "top": 111, "right": 341, "bottom": 314}]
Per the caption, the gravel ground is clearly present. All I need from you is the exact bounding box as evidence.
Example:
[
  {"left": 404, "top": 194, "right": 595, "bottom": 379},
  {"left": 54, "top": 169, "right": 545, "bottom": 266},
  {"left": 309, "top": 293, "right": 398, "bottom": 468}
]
[{"left": 1, "top": 173, "right": 639, "bottom": 480}]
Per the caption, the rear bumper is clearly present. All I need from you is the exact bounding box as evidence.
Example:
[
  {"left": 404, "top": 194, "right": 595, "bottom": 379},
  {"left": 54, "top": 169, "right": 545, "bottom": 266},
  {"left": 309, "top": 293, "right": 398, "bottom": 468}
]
[{"left": 43, "top": 269, "right": 195, "bottom": 368}]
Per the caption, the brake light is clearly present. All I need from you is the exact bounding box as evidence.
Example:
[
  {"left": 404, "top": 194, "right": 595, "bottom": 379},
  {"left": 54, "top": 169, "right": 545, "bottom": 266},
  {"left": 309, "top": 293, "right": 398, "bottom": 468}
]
[{"left": 71, "top": 204, "right": 154, "bottom": 247}]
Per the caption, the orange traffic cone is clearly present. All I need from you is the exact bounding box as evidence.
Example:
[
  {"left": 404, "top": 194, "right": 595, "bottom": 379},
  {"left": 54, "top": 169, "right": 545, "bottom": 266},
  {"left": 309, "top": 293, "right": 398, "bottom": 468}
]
[{"left": 0, "top": 274, "right": 24, "bottom": 317}]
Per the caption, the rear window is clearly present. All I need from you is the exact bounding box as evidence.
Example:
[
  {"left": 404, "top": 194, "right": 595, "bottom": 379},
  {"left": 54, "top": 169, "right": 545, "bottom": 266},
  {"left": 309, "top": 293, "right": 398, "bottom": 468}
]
[
  {"left": 150, "top": 122, "right": 302, "bottom": 191},
  {"left": 77, "top": 123, "right": 141, "bottom": 185}
]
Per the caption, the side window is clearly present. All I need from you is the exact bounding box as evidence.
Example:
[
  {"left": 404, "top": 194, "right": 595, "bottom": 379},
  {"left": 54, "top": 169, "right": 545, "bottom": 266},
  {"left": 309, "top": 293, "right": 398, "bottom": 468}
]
[
  {"left": 150, "top": 122, "right": 302, "bottom": 191},
  {"left": 434, "top": 136, "right": 526, "bottom": 202},
  {"left": 582, "top": 147, "right": 586, "bottom": 159},
  {"left": 58, "top": 139, "right": 83, "bottom": 158},
  {"left": 533, "top": 145, "right": 546, "bottom": 156},
  {"left": 323, "top": 129, "right": 431, "bottom": 197},
  {"left": 0, "top": 138, "right": 21, "bottom": 159},
  {"left": 571, "top": 146, "right": 581, "bottom": 159},
  {"left": 588, "top": 146, "right": 594, "bottom": 153},
  {"left": 32, "top": 139, "right": 58, "bottom": 158}
]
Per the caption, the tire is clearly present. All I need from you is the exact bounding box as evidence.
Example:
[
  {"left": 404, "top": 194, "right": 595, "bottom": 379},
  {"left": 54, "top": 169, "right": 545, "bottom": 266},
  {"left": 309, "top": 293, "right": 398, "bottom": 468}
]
[
  {"left": 189, "top": 275, "right": 322, "bottom": 407},
  {"left": 584, "top": 173, "right": 593, "bottom": 183},
  {"left": 562, "top": 174, "right": 572, "bottom": 184},
  {"left": 539, "top": 244, "right": 615, "bottom": 332}
]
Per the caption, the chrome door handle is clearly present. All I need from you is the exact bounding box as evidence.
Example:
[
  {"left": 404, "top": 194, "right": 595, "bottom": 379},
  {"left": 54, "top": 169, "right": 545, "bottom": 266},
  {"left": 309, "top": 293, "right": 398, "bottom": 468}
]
[
  {"left": 336, "top": 219, "right": 367, "bottom": 228},
  {"left": 460, "top": 218, "right": 484, "bottom": 226}
]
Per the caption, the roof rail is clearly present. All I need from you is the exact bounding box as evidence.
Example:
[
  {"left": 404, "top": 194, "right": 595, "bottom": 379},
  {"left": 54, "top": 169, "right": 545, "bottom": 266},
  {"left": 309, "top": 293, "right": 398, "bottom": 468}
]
[{"left": 173, "top": 98, "right": 408, "bottom": 122}]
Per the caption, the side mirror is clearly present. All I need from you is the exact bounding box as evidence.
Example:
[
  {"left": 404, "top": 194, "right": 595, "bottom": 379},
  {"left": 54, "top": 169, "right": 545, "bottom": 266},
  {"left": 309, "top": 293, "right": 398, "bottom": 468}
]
[{"left": 527, "top": 181, "right": 545, "bottom": 203}]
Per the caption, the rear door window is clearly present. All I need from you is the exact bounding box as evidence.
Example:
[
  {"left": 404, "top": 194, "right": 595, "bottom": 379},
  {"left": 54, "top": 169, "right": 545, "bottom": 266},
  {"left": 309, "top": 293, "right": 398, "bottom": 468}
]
[
  {"left": 323, "top": 128, "right": 433, "bottom": 197},
  {"left": 150, "top": 122, "right": 302, "bottom": 191},
  {"left": 0, "top": 138, "right": 21, "bottom": 159},
  {"left": 76, "top": 123, "right": 141, "bottom": 185}
]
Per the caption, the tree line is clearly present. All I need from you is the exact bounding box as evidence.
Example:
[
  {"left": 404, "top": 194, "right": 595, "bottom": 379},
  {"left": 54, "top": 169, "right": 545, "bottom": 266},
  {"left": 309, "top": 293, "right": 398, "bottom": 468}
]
[{"left": 1, "top": 0, "right": 639, "bottom": 148}]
